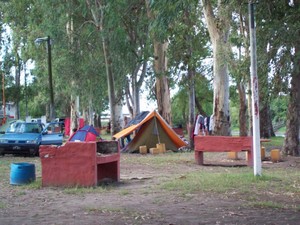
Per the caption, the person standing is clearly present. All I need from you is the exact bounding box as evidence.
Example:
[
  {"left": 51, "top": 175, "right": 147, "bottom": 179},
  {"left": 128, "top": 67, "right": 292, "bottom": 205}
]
[{"left": 121, "top": 116, "right": 131, "bottom": 148}]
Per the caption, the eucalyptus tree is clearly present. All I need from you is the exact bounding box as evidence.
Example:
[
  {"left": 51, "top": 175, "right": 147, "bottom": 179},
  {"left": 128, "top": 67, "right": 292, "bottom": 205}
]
[
  {"left": 145, "top": 0, "right": 173, "bottom": 125},
  {"left": 166, "top": 0, "right": 211, "bottom": 147},
  {"left": 200, "top": 0, "right": 233, "bottom": 136},
  {"left": 85, "top": 0, "right": 144, "bottom": 134},
  {"left": 0, "top": 0, "right": 33, "bottom": 119},
  {"left": 227, "top": 3, "right": 251, "bottom": 137},
  {"left": 251, "top": 0, "right": 300, "bottom": 155},
  {"left": 255, "top": 0, "right": 299, "bottom": 155},
  {"left": 273, "top": 1, "right": 299, "bottom": 156},
  {"left": 119, "top": 0, "right": 152, "bottom": 118}
]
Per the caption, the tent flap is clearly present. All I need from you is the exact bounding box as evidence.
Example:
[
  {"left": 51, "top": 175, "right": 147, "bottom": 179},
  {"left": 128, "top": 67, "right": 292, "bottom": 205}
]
[{"left": 113, "top": 124, "right": 139, "bottom": 139}]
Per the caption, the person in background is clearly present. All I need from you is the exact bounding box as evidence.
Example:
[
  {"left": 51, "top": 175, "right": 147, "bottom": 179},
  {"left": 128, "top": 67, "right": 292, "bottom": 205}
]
[
  {"left": 193, "top": 114, "right": 205, "bottom": 136},
  {"left": 209, "top": 114, "right": 214, "bottom": 135},
  {"left": 121, "top": 116, "right": 131, "bottom": 148}
]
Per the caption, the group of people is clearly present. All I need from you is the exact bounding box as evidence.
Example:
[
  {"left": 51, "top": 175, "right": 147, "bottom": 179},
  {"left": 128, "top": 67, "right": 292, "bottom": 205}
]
[{"left": 193, "top": 114, "right": 214, "bottom": 136}]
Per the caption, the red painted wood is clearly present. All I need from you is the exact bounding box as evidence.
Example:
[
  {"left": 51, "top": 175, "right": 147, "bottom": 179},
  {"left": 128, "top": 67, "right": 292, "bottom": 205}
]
[
  {"left": 39, "top": 141, "right": 120, "bottom": 187},
  {"left": 194, "top": 136, "right": 253, "bottom": 166}
]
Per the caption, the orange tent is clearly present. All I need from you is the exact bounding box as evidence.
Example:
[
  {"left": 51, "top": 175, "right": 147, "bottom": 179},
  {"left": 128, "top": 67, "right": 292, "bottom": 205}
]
[{"left": 113, "top": 111, "right": 187, "bottom": 152}]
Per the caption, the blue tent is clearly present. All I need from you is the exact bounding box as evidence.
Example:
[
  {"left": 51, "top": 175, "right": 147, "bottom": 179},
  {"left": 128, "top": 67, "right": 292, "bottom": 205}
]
[{"left": 68, "top": 125, "right": 99, "bottom": 142}]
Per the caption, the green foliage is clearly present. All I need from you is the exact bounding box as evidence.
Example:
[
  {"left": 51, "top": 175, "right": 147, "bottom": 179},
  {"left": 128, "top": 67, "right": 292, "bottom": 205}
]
[
  {"left": 172, "top": 74, "right": 213, "bottom": 126},
  {"left": 0, "top": 0, "right": 296, "bottom": 136},
  {"left": 270, "top": 95, "right": 288, "bottom": 123}
]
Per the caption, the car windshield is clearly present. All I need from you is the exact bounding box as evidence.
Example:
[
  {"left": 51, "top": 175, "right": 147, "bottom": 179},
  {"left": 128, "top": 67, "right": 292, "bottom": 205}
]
[{"left": 6, "top": 123, "right": 42, "bottom": 133}]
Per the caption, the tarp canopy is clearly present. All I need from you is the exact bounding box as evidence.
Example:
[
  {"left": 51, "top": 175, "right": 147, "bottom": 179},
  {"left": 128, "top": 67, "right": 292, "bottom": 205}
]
[
  {"left": 68, "top": 125, "right": 99, "bottom": 142},
  {"left": 113, "top": 111, "right": 187, "bottom": 152}
]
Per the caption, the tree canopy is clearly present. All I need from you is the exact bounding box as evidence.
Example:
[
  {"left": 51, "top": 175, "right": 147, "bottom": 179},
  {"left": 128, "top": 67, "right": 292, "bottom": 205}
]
[{"left": 0, "top": 0, "right": 298, "bottom": 155}]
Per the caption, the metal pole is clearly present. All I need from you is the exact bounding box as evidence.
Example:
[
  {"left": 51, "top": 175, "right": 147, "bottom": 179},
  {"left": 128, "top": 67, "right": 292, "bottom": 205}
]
[
  {"left": 249, "top": 2, "right": 262, "bottom": 176},
  {"left": 47, "top": 36, "right": 55, "bottom": 120},
  {"left": 24, "top": 63, "right": 28, "bottom": 117},
  {"left": 2, "top": 73, "right": 6, "bottom": 123}
]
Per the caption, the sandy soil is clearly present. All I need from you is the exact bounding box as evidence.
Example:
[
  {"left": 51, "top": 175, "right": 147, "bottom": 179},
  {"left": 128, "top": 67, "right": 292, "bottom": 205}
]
[{"left": 0, "top": 152, "right": 299, "bottom": 225}]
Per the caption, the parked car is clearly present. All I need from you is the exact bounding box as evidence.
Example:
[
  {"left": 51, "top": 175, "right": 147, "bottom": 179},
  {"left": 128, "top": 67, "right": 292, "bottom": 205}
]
[
  {"left": 0, "top": 121, "right": 64, "bottom": 156},
  {"left": 41, "top": 122, "right": 64, "bottom": 146},
  {"left": 0, "top": 122, "right": 43, "bottom": 156}
]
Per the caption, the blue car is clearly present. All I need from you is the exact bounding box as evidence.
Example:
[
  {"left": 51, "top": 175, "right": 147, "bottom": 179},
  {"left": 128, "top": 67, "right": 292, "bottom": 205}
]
[
  {"left": 41, "top": 122, "right": 64, "bottom": 146},
  {"left": 0, "top": 121, "right": 64, "bottom": 156}
]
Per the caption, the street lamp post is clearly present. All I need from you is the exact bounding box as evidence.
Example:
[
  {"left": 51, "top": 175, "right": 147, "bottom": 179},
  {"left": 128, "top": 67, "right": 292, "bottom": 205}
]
[{"left": 35, "top": 36, "right": 55, "bottom": 120}]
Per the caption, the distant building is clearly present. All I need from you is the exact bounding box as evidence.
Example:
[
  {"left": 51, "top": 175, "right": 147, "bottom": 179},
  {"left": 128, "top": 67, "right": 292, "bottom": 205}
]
[{"left": 0, "top": 102, "right": 16, "bottom": 119}]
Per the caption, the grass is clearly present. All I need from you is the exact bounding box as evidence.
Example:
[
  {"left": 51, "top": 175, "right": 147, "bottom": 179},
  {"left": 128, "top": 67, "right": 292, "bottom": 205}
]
[
  {"left": 122, "top": 152, "right": 194, "bottom": 166},
  {"left": 160, "top": 168, "right": 300, "bottom": 195},
  {"left": 0, "top": 135, "right": 298, "bottom": 212},
  {"left": 63, "top": 186, "right": 110, "bottom": 195},
  {"left": 0, "top": 201, "right": 6, "bottom": 209},
  {"left": 263, "top": 136, "right": 285, "bottom": 148},
  {"left": 158, "top": 164, "right": 300, "bottom": 210}
]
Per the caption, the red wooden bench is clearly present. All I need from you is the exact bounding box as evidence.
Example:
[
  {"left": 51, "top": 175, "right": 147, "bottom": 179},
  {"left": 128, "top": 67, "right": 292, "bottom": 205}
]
[{"left": 194, "top": 136, "right": 255, "bottom": 166}]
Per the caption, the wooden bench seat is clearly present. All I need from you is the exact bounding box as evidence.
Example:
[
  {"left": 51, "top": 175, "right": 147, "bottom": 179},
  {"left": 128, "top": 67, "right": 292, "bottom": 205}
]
[{"left": 194, "top": 136, "right": 254, "bottom": 166}]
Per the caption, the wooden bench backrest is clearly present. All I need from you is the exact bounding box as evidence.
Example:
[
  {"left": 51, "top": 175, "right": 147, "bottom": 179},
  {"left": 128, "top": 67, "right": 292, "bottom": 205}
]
[{"left": 194, "top": 136, "right": 252, "bottom": 152}]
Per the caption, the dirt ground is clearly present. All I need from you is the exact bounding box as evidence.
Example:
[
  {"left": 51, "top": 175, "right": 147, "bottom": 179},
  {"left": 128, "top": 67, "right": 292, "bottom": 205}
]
[{"left": 0, "top": 151, "right": 299, "bottom": 225}]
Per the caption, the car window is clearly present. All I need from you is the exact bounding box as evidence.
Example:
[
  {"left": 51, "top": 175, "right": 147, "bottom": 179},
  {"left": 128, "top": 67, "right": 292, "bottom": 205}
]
[
  {"left": 6, "top": 123, "right": 42, "bottom": 133},
  {"left": 45, "top": 123, "right": 63, "bottom": 134}
]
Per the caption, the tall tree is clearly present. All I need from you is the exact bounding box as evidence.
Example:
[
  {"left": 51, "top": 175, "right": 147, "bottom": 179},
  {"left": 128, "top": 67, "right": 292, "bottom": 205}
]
[
  {"left": 119, "top": 0, "right": 151, "bottom": 118},
  {"left": 85, "top": 0, "right": 132, "bottom": 134},
  {"left": 255, "top": 0, "right": 300, "bottom": 155},
  {"left": 281, "top": 0, "right": 300, "bottom": 156},
  {"left": 201, "top": 0, "right": 232, "bottom": 136},
  {"left": 167, "top": 0, "right": 210, "bottom": 147},
  {"left": 145, "top": 0, "right": 172, "bottom": 125}
]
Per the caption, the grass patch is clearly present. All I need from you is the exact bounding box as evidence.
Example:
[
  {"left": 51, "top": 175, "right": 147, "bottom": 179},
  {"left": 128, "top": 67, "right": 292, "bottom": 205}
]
[
  {"left": 250, "top": 201, "right": 286, "bottom": 209},
  {"left": 160, "top": 168, "right": 300, "bottom": 198},
  {"left": 20, "top": 178, "right": 42, "bottom": 189},
  {"left": 0, "top": 201, "right": 7, "bottom": 209},
  {"left": 263, "top": 136, "right": 284, "bottom": 147},
  {"left": 63, "top": 185, "right": 110, "bottom": 195},
  {"left": 119, "top": 189, "right": 131, "bottom": 196},
  {"left": 85, "top": 206, "right": 125, "bottom": 214},
  {"left": 121, "top": 152, "right": 194, "bottom": 166}
]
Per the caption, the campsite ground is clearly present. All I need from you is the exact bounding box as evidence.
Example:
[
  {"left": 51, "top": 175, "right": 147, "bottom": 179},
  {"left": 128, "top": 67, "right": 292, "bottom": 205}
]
[{"left": 0, "top": 149, "right": 299, "bottom": 225}]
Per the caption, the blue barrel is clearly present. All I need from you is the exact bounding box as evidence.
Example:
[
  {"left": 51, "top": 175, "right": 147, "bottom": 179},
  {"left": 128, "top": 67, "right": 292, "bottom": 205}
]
[{"left": 10, "top": 163, "right": 36, "bottom": 185}]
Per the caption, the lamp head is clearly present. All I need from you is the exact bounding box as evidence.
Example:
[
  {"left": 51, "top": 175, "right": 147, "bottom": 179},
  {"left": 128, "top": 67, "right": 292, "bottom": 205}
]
[{"left": 34, "top": 37, "right": 49, "bottom": 45}]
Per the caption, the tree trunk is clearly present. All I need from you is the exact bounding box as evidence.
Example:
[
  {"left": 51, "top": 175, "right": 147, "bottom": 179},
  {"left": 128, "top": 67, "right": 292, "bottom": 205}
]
[
  {"left": 102, "top": 37, "right": 118, "bottom": 135},
  {"left": 70, "top": 94, "right": 78, "bottom": 136},
  {"left": 145, "top": 0, "right": 172, "bottom": 125},
  {"left": 282, "top": 47, "right": 300, "bottom": 156},
  {"left": 153, "top": 41, "right": 172, "bottom": 125},
  {"left": 87, "top": 97, "right": 93, "bottom": 126},
  {"left": 126, "top": 60, "right": 147, "bottom": 118},
  {"left": 258, "top": 44, "right": 274, "bottom": 138},
  {"left": 247, "top": 80, "right": 253, "bottom": 136},
  {"left": 188, "top": 67, "right": 196, "bottom": 149},
  {"left": 113, "top": 100, "right": 123, "bottom": 134},
  {"left": 85, "top": 0, "right": 120, "bottom": 135},
  {"left": 202, "top": 0, "right": 231, "bottom": 136},
  {"left": 15, "top": 57, "right": 21, "bottom": 120},
  {"left": 132, "top": 60, "right": 147, "bottom": 117},
  {"left": 238, "top": 82, "right": 248, "bottom": 136}
]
